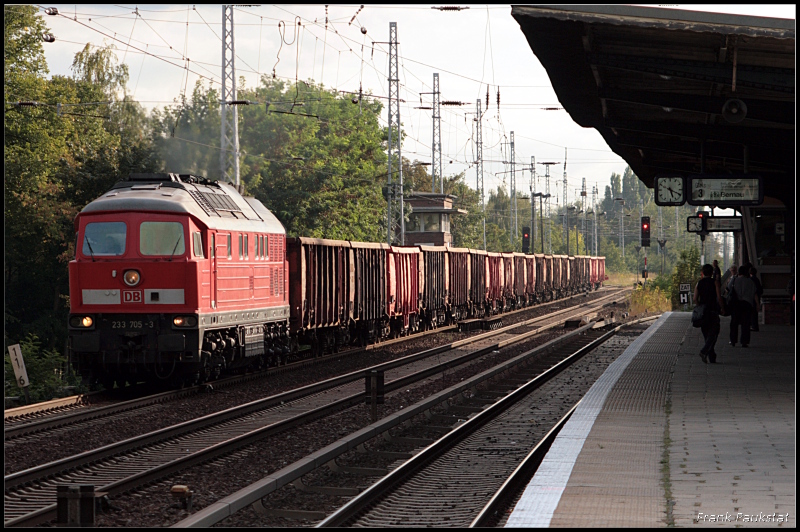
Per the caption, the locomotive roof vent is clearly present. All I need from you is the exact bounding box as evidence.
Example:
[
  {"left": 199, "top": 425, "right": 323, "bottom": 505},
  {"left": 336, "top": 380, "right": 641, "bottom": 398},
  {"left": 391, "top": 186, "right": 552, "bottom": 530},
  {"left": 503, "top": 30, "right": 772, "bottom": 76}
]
[
  {"left": 128, "top": 173, "right": 181, "bottom": 182},
  {"left": 127, "top": 173, "right": 220, "bottom": 187}
]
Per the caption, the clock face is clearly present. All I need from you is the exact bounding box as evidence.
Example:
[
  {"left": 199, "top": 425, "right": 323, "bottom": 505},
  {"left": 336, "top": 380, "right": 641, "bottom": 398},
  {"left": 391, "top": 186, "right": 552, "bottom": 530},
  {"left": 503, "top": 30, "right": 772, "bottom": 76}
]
[
  {"left": 656, "top": 176, "right": 685, "bottom": 205},
  {"left": 687, "top": 217, "right": 704, "bottom": 232}
]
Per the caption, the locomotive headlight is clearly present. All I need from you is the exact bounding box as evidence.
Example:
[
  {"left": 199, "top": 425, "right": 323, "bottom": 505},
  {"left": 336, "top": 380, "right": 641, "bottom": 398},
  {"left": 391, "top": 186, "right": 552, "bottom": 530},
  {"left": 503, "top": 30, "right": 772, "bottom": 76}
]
[
  {"left": 70, "top": 315, "right": 94, "bottom": 328},
  {"left": 173, "top": 316, "right": 197, "bottom": 327},
  {"left": 123, "top": 270, "right": 141, "bottom": 286}
]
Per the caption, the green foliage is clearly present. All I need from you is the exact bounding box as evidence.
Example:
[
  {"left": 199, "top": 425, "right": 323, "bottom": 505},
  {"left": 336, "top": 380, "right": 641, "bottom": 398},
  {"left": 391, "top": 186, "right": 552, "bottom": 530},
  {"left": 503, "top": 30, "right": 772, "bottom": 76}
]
[
  {"left": 669, "top": 246, "right": 701, "bottom": 309},
  {"left": 485, "top": 186, "right": 512, "bottom": 251},
  {"left": 150, "top": 80, "right": 222, "bottom": 180},
  {"left": 153, "top": 79, "right": 389, "bottom": 241},
  {"left": 648, "top": 273, "right": 673, "bottom": 293},
  {"left": 4, "top": 335, "right": 84, "bottom": 403},
  {"left": 629, "top": 283, "right": 672, "bottom": 316},
  {"left": 5, "top": 13, "right": 157, "bottom": 387},
  {"left": 246, "top": 82, "right": 388, "bottom": 240}
]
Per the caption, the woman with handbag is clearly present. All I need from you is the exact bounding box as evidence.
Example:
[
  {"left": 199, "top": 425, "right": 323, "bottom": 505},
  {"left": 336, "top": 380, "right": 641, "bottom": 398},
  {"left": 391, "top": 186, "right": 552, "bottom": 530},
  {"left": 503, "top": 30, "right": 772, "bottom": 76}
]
[{"left": 694, "top": 264, "right": 722, "bottom": 364}]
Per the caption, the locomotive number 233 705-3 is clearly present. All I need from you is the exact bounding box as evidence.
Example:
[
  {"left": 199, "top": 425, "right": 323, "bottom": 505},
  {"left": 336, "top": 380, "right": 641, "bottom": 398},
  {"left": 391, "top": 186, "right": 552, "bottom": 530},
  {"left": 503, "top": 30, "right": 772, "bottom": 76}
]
[{"left": 111, "top": 320, "right": 155, "bottom": 329}]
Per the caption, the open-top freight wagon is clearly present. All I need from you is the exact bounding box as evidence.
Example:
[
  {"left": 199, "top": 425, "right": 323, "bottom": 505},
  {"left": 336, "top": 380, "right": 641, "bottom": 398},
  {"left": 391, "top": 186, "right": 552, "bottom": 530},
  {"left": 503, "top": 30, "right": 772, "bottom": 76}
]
[{"left": 69, "top": 173, "right": 607, "bottom": 388}]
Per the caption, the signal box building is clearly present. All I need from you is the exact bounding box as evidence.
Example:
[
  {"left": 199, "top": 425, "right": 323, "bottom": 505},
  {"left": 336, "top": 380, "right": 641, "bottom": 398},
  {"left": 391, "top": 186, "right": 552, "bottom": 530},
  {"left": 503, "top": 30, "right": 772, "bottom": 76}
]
[{"left": 403, "top": 193, "right": 467, "bottom": 247}]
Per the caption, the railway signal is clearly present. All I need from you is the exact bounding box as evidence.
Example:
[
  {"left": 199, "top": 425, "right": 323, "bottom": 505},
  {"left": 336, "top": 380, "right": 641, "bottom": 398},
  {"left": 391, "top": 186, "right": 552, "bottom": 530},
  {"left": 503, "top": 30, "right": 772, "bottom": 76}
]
[
  {"left": 522, "top": 226, "right": 531, "bottom": 253},
  {"left": 641, "top": 216, "right": 650, "bottom": 247}
]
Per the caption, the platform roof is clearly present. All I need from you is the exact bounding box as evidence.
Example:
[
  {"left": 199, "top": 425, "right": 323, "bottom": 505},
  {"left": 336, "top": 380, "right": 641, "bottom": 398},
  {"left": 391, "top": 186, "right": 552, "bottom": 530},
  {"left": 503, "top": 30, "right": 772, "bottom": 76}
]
[{"left": 511, "top": 5, "right": 795, "bottom": 210}]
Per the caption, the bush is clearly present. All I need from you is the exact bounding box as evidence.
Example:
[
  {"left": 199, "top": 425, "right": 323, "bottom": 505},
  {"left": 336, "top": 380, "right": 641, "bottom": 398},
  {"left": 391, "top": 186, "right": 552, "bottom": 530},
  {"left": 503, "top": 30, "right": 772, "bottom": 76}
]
[
  {"left": 4, "top": 334, "right": 85, "bottom": 404},
  {"left": 629, "top": 283, "right": 672, "bottom": 316},
  {"left": 669, "top": 247, "right": 701, "bottom": 310}
]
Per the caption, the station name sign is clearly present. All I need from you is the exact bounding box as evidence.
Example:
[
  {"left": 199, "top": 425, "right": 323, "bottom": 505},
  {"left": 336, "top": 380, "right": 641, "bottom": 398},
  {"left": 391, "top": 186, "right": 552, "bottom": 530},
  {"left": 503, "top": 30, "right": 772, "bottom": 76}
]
[{"left": 688, "top": 174, "right": 763, "bottom": 207}]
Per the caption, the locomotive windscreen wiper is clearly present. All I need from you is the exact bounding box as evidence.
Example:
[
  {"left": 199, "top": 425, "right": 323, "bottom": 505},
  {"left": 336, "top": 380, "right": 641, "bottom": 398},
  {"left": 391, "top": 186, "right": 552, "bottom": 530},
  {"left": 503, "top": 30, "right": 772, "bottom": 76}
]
[
  {"left": 168, "top": 234, "right": 183, "bottom": 261},
  {"left": 84, "top": 236, "right": 96, "bottom": 262}
]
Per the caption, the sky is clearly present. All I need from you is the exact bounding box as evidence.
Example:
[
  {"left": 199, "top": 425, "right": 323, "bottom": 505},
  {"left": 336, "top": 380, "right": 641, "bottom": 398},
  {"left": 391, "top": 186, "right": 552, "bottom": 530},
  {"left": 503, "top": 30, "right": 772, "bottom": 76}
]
[{"left": 31, "top": 4, "right": 795, "bottom": 215}]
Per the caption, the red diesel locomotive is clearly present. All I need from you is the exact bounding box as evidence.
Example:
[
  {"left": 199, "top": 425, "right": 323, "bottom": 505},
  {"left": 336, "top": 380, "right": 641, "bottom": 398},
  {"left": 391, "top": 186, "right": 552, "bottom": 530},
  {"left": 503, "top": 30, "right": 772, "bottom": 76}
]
[
  {"left": 69, "top": 173, "right": 606, "bottom": 388},
  {"left": 68, "top": 173, "right": 290, "bottom": 388}
]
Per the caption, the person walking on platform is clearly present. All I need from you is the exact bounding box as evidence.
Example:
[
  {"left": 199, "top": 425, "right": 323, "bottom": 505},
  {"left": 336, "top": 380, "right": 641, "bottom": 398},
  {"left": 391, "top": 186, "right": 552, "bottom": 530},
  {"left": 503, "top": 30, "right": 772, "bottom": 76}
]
[
  {"left": 750, "top": 267, "right": 763, "bottom": 332},
  {"left": 728, "top": 265, "right": 759, "bottom": 347},
  {"left": 694, "top": 264, "right": 723, "bottom": 363},
  {"left": 721, "top": 265, "right": 737, "bottom": 317},
  {"left": 712, "top": 260, "right": 722, "bottom": 287}
]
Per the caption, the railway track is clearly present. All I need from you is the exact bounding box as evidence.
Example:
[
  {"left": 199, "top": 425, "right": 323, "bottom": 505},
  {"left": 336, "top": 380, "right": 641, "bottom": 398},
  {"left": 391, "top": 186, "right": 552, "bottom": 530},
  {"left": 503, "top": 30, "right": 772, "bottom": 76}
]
[
  {"left": 317, "top": 319, "right": 657, "bottom": 528},
  {"left": 4, "top": 289, "right": 627, "bottom": 527},
  {"left": 171, "top": 310, "right": 649, "bottom": 527},
  {"left": 4, "top": 287, "right": 621, "bottom": 443}
]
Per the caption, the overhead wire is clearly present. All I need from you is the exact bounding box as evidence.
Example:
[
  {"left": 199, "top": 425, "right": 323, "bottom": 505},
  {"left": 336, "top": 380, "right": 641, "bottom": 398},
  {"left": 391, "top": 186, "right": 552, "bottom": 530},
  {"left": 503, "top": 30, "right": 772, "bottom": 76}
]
[{"left": 40, "top": 4, "right": 625, "bottom": 198}]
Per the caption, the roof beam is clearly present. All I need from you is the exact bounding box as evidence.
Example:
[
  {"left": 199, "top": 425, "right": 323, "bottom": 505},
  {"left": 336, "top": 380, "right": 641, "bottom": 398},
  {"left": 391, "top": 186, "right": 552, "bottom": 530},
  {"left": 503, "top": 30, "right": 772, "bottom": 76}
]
[
  {"left": 588, "top": 52, "right": 794, "bottom": 93},
  {"left": 604, "top": 119, "right": 794, "bottom": 151},
  {"left": 599, "top": 88, "right": 795, "bottom": 125}
]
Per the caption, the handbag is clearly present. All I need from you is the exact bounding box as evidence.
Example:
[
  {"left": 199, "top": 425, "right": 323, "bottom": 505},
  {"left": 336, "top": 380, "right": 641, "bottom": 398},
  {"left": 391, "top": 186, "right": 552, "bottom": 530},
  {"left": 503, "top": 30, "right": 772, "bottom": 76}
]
[{"left": 691, "top": 303, "right": 706, "bottom": 328}]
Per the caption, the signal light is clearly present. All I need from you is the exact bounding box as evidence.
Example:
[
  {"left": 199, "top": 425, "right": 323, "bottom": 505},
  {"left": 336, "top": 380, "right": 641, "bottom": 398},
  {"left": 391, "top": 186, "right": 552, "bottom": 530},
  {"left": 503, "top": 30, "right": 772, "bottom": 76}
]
[
  {"left": 641, "top": 216, "right": 651, "bottom": 247},
  {"left": 522, "top": 226, "right": 531, "bottom": 253}
]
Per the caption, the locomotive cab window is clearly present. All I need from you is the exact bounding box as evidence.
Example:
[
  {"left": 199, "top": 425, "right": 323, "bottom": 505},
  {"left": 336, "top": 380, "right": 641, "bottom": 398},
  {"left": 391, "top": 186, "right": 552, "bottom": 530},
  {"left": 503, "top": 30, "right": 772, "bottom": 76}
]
[
  {"left": 83, "top": 222, "right": 126, "bottom": 256},
  {"left": 193, "top": 232, "right": 204, "bottom": 258},
  {"left": 140, "top": 221, "right": 185, "bottom": 256}
]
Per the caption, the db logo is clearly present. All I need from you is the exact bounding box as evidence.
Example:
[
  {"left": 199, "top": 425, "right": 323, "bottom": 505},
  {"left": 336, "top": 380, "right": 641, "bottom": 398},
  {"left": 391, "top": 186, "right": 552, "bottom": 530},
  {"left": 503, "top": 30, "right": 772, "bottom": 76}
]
[{"left": 123, "top": 290, "right": 143, "bottom": 303}]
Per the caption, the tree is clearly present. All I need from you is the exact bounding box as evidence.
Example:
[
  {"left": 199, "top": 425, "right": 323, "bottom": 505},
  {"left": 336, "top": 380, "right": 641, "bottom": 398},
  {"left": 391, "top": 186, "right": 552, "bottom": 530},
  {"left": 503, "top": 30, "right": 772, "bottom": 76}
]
[
  {"left": 150, "top": 79, "right": 390, "bottom": 242},
  {"left": 442, "top": 173, "right": 483, "bottom": 249},
  {"left": 150, "top": 80, "right": 223, "bottom": 180},
  {"left": 670, "top": 246, "right": 701, "bottom": 308},
  {"left": 242, "top": 80, "right": 388, "bottom": 241},
  {"left": 485, "top": 186, "right": 512, "bottom": 251},
  {"left": 622, "top": 166, "right": 640, "bottom": 209},
  {"left": 5, "top": 11, "right": 158, "bottom": 377}
]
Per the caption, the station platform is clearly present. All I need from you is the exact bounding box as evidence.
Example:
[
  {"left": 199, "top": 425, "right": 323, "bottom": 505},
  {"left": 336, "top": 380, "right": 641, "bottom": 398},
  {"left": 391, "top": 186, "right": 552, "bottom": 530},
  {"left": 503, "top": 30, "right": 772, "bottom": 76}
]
[{"left": 506, "top": 312, "right": 795, "bottom": 528}]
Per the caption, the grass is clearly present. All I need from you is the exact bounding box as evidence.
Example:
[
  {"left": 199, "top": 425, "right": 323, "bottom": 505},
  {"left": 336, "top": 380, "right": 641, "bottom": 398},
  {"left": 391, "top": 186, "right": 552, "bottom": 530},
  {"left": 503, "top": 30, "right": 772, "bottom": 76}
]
[{"left": 605, "top": 271, "right": 639, "bottom": 287}]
